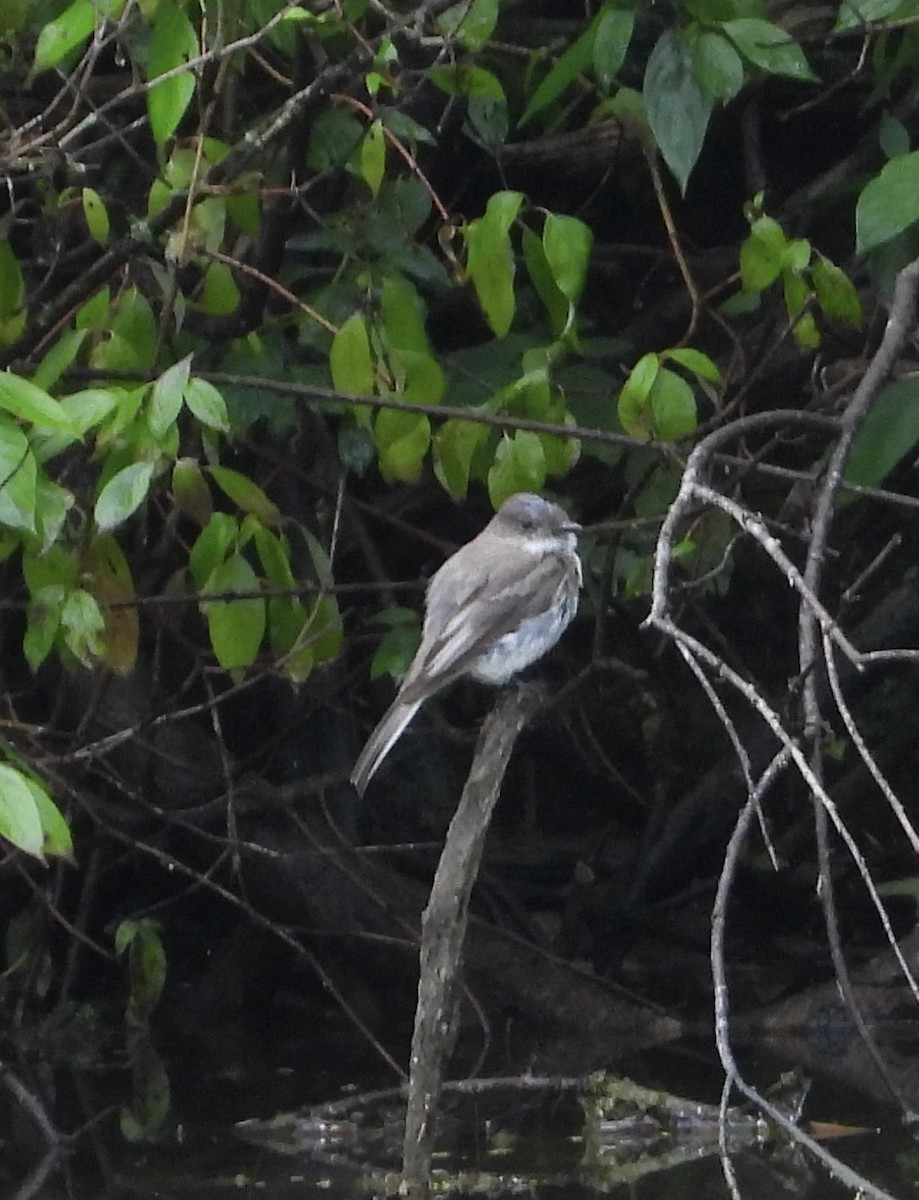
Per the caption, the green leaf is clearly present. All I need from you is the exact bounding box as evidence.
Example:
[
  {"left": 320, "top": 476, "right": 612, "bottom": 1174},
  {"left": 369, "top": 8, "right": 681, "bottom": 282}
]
[
  {"left": 189, "top": 512, "right": 237, "bottom": 587},
  {"left": 428, "top": 64, "right": 506, "bottom": 100},
  {"left": 374, "top": 409, "right": 431, "bottom": 483},
  {"left": 94, "top": 461, "right": 155, "bottom": 531},
  {"left": 0, "top": 239, "right": 25, "bottom": 345},
  {"left": 436, "top": 0, "right": 499, "bottom": 50},
  {"left": 60, "top": 588, "right": 105, "bottom": 667},
  {"left": 209, "top": 465, "right": 280, "bottom": 526},
  {"left": 781, "top": 237, "right": 812, "bottom": 273},
  {"left": 542, "top": 212, "right": 593, "bottom": 306},
  {"left": 24, "top": 585, "right": 64, "bottom": 670},
  {"left": 783, "top": 272, "right": 820, "bottom": 347},
  {"left": 433, "top": 417, "right": 489, "bottom": 499},
  {"left": 487, "top": 431, "right": 547, "bottom": 508},
  {"left": 520, "top": 16, "right": 597, "bottom": 125},
  {"left": 147, "top": 0, "right": 199, "bottom": 149},
  {"left": 32, "top": 330, "right": 88, "bottom": 393},
  {"left": 522, "top": 228, "right": 569, "bottom": 336},
  {"left": 811, "top": 255, "right": 862, "bottom": 326},
  {"left": 381, "top": 275, "right": 429, "bottom": 353},
  {"left": 593, "top": 4, "right": 635, "bottom": 91},
  {"left": 371, "top": 607, "right": 421, "bottom": 679},
  {"left": 879, "top": 112, "right": 910, "bottom": 161},
  {"left": 29, "top": 781, "right": 73, "bottom": 860},
  {"left": 617, "top": 352, "right": 661, "bottom": 439},
  {"left": 0, "top": 420, "right": 36, "bottom": 533},
  {"left": 0, "top": 764, "right": 44, "bottom": 859},
  {"left": 184, "top": 377, "right": 230, "bottom": 432},
  {"left": 690, "top": 27, "right": 745, "bottom": 100},
  {"left": 331, "top": 312, "right": 375, "bottom": 396},
  {"left": 644, "top": 29, "right": 713, "bottom": 193},
  {"left": 91, "top": 288, "right": 157, "bottom": 372},
  {"left": 149, "top": 355, "right": 191, "bottom": 440},
  {"left": 835, "top": 0, "right": 902, "bottom": 31},
  {"left": 721, "top": 18, "right": 817, "bottom": 81},
  {"left": 83, "top": 533, "right": 138, "bottom": 675},
  {"left": 360, "top": 119, "right": 386, "bottom": 196},
  {"left": 59, "top": 388, "right": 119, "bottom": 435},
  {"left": 172, "top": 458, "right": 213, "bottom": 526},
  {"left": 845, "top": 378, "right": 919, "bottom": 497},
  {"left": 666, "top": 347, "right": 723, "bottom": 383},
  {"left": 199, "top": 260, "right": 240, "bottom": 315},
  {"left": 650, "top": 368, "right": 697, "bottom": 440},
  {"left": 82, "top": 186, "right": 109, "bottom": 245},
  {"left": 740, "top": 214, "right": 787, "bottom": 290},
  {"left": 856, "top": 151, "right": 919, "bottom": 253},
  {"left": 33, "top": 0, "right": 96, "bottom": 73},
  {"left": 201, "top": 552, "right": 265, "bottom": 670},
  {"left": 0, "top": 372, "right": 77, "bottom": 433},
  {"left": 463, "top": 191, "right": 524, "bottom": 338}
]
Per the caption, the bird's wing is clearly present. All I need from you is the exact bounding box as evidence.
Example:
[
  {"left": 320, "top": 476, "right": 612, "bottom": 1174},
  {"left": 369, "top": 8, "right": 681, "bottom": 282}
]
[{"left": 399, "top": 549, "right": 576, "bottom": 703}]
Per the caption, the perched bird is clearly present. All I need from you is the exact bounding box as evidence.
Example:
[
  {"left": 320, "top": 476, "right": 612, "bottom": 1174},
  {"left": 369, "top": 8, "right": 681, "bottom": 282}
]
[{"left": 351, "top": 492, "right": 582, "bottom": 795}]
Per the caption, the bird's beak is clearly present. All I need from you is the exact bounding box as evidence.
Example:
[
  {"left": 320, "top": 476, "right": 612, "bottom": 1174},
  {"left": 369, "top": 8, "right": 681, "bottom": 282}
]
[{"left": 562, "top": 520, "right": 582, "bottom": 535}]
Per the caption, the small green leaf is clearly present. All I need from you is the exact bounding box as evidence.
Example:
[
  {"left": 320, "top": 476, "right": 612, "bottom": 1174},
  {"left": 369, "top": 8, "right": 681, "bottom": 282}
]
[
  {"left": 199, "top": 260, "right": 240, "bottom": 315},
  {"left": 428, "top": 63, "right": 506, "bottom": 100},
  {"left": 33, "top": 0, "right": 97, "bottom": 73},
  {"left": 845, "top": 378, "right": 919, "bottom": 498},
  {"left": 60, "top": 588, "right": 105, "bottom": 667},
  {"left": 523, "top": 228, "right": 569, "bottom": 336},
  {"left": 184, "top": 377, "right": 230, "bottom": 432},
  {"left": 202, "top": 552, "right": 265, "bottom": 670},
  {"left": 740, "top": 214, "right": 787, "bottom": 290},
  {"left": 593, "top": 4, "right": 635, "bottom": 91},
  {"left": 0, "top": 372, "right": 77, "bottom": 433},
  {"left": 32, "top": 330, "right": 88, "bottom": 393},
  {"left": 331, "top": 312, "right": 375, "bottom": 396},
  {"left": 371, "top": 607, "right": 421, "bottom": 679},
  {"left": 360, "top": 119, "right": 386, "bottom": 196},
  {"left": 520, "top": 17, "right": 597, "bottom": 125},
  {"left": 172, "top": 458, "right": 213, "bottom": 526},
  {"left": 374, "top": 409, "right": 431, "bottom": 483},
  {"left": 835, "top": 0, "right": 901, "bottom": 31},
  {"left": 94, "top": 461, "right": 155, "bottom": 531},
  {"left": 856, "top": 151, "right": 919, "bottom": 253},
  {"left": 487, "top": 430, "right": 546, "bottom": 508},
  {"left": 879, "top": 112, "right": 910, "bottom": 161},
  {"left": 0, "top": 764, "right": 44, "bottom": 859},
  {"left": 666, "top": 347, "right": 723, "bottom": 384},
  {"left": 209, "top": 465, "right": 280, "bottom": 526},
  {"left": 82, "top": 186, "right": 110, "bottom": 245},
  {"left": 781, "top": 237, "right": 812, "bottom": 273},
  {"left": 650, "top": 368, "right": 697, "bottom": 441},
  {"left": 436, "top": 0, "right": 498, "bottom": 51},
  {"left": 811, "top": 255, "right": 862, "bottom": 326},
  {"left": 147, "top": 0, "right": 199, "bottom": 149},
  {"left": 0, "top": 426, "right": 36, "bottom": 533},
  {"left": 542, "top": 212, "right": 593, "bottom": 306},
  {"left": 690, "top": 27, "right": 745, "bottom": 99},
  {"left": 381, "top": 275, "right": 429, "bottom": 353},
  {"left": 24, "top": 585, "right": 64, "bottom": 671},
  {"left": 617, "top": 352, "right": 661, "bottom": 439},
  {"left": 721, "top": 18, "right": 817, "bottom": 81},
  {"left": 463, "top": 191, "right": 524, "bottom": 338},
  {"left": 189, "top": 512, "right": 238, "bottom": 587},
  {"left": 149, "top": 355, "right": 191, "bottom": 440},
  {"left": 29, "top": 781, "right": 73, "bottom": 859},
  {"left": 433, "top": 417, "right": 489, "bottom": 499},
  {"left": 644, "top": 29, "right": 713, "bottom": 193}
]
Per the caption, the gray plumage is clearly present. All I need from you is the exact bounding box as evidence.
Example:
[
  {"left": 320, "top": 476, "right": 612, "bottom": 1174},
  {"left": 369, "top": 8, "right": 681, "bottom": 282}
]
[{"left": 351, "top": 492, "right": 582, "bottom": 795}]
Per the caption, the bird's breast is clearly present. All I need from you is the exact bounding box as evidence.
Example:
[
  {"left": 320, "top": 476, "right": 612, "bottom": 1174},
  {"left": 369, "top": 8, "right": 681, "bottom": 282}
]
[{"left": 468, "top": 591, "right": 578, "bottom": 686}]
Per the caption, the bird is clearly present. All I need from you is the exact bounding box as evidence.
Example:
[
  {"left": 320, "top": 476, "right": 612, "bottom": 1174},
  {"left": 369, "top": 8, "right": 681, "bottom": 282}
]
[{"left": 351, "top": 492, "right": 582, "bottom": 795}]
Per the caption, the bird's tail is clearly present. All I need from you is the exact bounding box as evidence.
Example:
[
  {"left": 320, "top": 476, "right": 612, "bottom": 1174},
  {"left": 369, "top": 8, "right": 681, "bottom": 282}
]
[{"left": 351, "top": 696, "right": 422, "bottom": 796}]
